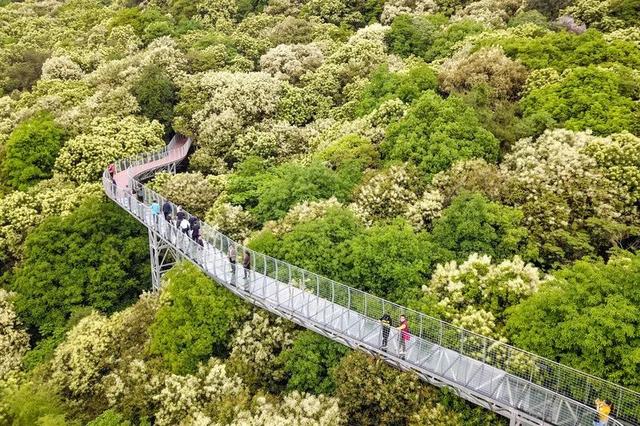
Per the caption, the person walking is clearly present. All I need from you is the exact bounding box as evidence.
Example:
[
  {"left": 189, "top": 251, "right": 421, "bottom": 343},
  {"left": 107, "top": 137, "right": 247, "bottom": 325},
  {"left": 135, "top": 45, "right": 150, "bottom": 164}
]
[
  {"left": 151, "top": 200, "right": 161, "bottom": 225},
  {"left": 398, "top": 315, "right": 410, "bottom": 360},
  {"left": 108, "top": 163, "right": 116, "bottom": 180},
  {"left": 179, "top": 216, "right": 190, "bottom": 234},
  {"left": 191, "top": 219, "right": 201, "bottom": 241},
  {"left": 164, "top": 213, "right": 174, "bottom": 241},
  {"left": 162, "top": 201, "right": 172, "bottom": 221},
  {"left": 380, "top": 313, "right": 392, "bottom": 352},
  {"left": 228, "top": 243, "right": 237, "bottom": 281},
  {"left": 243, "top": 250, "right": 251, "bottom": 280},
  {"left": 594, "top": 399, "right": 612, "bottom": 426},
  {"left": 123, "top": 185, "right": 132, "bottom": 210},
  {"left": 176, "top": 206, "right": 186, "bottom": 223}
]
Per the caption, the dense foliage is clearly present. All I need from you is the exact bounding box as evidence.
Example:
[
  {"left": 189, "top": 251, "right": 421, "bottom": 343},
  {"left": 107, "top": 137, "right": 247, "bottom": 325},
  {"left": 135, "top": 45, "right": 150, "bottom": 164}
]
[
  {"left": 1, "top": 0, "right": 639, "bottom": 423},
  {"left": 10, "top": 197, "right": 149, "bottom": 340}
]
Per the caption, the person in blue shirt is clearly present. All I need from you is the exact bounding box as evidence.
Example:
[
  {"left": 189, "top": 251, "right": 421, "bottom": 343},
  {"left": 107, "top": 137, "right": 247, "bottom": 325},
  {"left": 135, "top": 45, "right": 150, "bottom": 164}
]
[{"left": 151, "top": 200, "right": 161, "bottom": 225}]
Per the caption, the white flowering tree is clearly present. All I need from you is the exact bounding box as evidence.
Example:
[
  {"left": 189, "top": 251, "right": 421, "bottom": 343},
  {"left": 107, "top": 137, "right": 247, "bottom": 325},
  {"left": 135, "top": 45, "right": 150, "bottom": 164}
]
[
  {"left": 584, "top": 131, "right": 640, "bottom": 217},
  {"left": 227, "top": 312, "right": 297, "bottom": 389},
  {"left": 151, "top": 172, "right": 227, "bottom": 217},
  {"left": 431, "top": 159, "right": 505, "bottom": 206},
  {"left": 380, "top": 0, "right": 438, "bottom": 24},
  {"left": 438, "top": 46, "right": 528, "bottom": 100},
  {"left": 0, "top": 290, "right": 30, "bottom": 383},
  {"left": 175, "top": 72, "right": 284, "bottom": 173},
  {"left": 452, "top": 0, "right": 525, "bottom": 28},
  {"left": 224, "top": 391, "right": 344, "bottom": 426},
  {"left": 350, "top": 165, "right": 418, "bottom": 226},
  {"left": 501, "top": 128, "right": 631, "bottom": 266},
  {"left": 55, "top": 115, "right": 164, "bottom": 183},
  {"left": 154, "top": 359, "right": 248, "bottom": 426},
  {"left": 206, "top": 201, "right": 256, "bottom": 242},
  {"left": 0, "top": 181, "right": 101, "bottom": 268},
  {"left": 260, "top": 44, "right": 325, "bottom": 83},
  {"left": 49, "top": 293, "right": 160, "bottom": 419},
  {"left": 41, "top": 55, "right": 84, "bottom": 81},
  {"left": 416, "top": 253, "right": 549, "bottom": 338}
]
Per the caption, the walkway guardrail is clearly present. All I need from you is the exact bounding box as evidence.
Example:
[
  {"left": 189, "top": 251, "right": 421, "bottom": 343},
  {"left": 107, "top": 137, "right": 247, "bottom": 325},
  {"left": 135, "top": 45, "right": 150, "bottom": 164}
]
[{"left": 103, "top": 138, "right": 639, "bottom": 426}]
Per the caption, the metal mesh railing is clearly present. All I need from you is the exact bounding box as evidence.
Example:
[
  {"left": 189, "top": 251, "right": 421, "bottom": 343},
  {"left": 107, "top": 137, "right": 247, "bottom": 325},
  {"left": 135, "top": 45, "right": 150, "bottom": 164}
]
[{"left": 102, "top": 138, "right": 639, "bottom": 426}]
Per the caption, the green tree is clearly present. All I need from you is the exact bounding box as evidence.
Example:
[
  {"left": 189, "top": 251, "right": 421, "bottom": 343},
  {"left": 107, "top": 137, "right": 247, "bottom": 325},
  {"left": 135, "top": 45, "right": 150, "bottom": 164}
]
[
  {"left": 523, "top": 0, "right": 572, "bottom": 18},
  {"left": 490, "top": 29, "right": 640, "bottom": 71},
  {"left": 1, "top": 114, "right": 66, "bottom": 190},
  {"left": 10, "top": 197, "right": 149, "bottom": 339},
  {"left": 250, "top": 207, "right": 363, "bottom": 279},
  {"left": 132, "top": 65, "right": 177, "bottom": 132},
  {"left": 316, "top": 134, "right": 379, "bottom": 172},
  {"left": 506, "top": 252, "right": 640, "bottom": 390},
  {"left": 110, "top": 6, "right": 173, "bottom": 41},
  {"left": 342, "top": 219, "right": 436, "bottom": 301},
  {"left": 225, "top": 156, "right": 270, "bottom": 209},
  {"left": 521, "top": 65, "right": 640, "bottom": 136},
  {"left": 355, "top": 64, "right": 437, "bottom": 115},
  {"left": 252, "top": 161, "right": 352, "bottom": 223},
  {"left": 278, "top": 330, "right": 349, "bottom": 395},
  {"left": 0, "top": 380, "right": 68, "bottom": 426},
  {"left": 149, "top": 262, "right": 249, "bottom": 374},
  {"left": 385, "top": 14, "right": 446, "bottom": 58},
  {"left": 386, "top": 15, "right": 485, "bottom": 62},
  {"left": 1, "top": 49, "right": 49, "bottom": 94},
  {"left": 430, "top": 192, "right": 534, "bottom": 262},
  {"left": 382, "top": 91, "right": 500, "bottom": 177}
]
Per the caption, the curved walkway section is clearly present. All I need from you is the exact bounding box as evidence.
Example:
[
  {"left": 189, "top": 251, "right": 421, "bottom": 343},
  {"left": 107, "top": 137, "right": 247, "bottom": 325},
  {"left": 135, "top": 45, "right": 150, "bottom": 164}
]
[{"left": 103, "top": 137, "right": 639, "bottom": 426}]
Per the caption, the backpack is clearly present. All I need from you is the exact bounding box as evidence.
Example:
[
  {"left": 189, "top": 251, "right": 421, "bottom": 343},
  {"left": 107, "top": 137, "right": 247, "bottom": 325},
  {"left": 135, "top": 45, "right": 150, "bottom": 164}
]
[{"left": 180, "top": 219, "right": 189, "bottom": 230}]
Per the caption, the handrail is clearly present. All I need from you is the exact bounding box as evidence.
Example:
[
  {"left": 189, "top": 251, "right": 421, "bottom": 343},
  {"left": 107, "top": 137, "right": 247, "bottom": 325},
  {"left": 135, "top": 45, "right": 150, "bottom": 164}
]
[{"left": 103, "top": 138, "right": 639, "bottom": 426}]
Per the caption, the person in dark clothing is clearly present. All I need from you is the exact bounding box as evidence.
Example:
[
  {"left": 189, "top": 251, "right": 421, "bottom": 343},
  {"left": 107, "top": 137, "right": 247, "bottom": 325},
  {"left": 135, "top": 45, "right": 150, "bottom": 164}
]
[
  {"left": 191, "top": 220, "right": 201, "bottom": 240},
  {"left": 228, "top": 243, "right": 237, "bottom": 280},
  {"left": 162, "top": 201, "right": 172, "bottom": 221},
  {"left": 243, "top": 250, "right": 251, "bottom": 279},
  {"left": 176, "top": 206, "right": 186, "bottom": 222},
  {"left": 380, "top": 313, "right": 392, "bottom": 351}
]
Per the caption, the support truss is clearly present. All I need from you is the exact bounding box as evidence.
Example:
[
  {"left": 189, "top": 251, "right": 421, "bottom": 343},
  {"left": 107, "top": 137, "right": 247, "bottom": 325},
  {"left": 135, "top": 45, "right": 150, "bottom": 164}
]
[{"left": 149, "top": 226, "right": 181, "bottom": 291}]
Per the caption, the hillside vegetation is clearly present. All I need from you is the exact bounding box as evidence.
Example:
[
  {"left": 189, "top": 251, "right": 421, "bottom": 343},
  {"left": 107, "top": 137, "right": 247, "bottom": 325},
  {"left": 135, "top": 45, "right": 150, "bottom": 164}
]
[{"left": 0, "top": 0, "right": 639, "bottom": 424}]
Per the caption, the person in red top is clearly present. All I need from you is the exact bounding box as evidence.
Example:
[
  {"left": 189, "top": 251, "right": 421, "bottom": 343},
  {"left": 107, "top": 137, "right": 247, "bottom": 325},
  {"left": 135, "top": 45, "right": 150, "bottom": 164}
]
[{"left": 398, "top": 315, "right": 410, "bottom": 360}]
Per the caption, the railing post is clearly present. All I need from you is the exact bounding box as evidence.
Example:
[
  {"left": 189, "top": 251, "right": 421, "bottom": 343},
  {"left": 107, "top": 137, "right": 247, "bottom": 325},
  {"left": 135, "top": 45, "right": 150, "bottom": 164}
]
[
  {"left": 273, "top": 260, "right": 279, "bottom": 304},
  {"left": 262, "top": 254, "right": 267, "bottom": 298}
]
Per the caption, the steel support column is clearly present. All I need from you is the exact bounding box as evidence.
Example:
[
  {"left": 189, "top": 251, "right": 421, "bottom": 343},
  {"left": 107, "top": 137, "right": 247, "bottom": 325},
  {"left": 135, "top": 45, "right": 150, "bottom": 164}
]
[{"left": 149, "top": 227, "right": 180, "bottom": 291}]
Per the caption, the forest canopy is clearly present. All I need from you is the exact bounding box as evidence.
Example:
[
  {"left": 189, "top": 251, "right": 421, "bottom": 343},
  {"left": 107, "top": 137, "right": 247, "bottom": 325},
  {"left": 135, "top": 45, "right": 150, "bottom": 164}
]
[{"left": 1, "top": 0, "right": 639, "bottom": 424}]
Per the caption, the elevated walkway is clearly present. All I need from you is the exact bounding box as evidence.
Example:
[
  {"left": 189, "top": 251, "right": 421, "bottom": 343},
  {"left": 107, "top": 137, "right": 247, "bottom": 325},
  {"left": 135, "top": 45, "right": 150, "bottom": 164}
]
[{"left": 103, "top": 136, "right": 639, "bottom": 426}]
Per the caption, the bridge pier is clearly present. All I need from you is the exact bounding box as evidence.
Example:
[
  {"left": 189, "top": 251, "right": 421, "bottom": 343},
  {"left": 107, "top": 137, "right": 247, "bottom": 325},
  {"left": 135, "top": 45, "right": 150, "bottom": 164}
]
[{"left": 149, "top": 226, "right": 181, "bottom": 291}]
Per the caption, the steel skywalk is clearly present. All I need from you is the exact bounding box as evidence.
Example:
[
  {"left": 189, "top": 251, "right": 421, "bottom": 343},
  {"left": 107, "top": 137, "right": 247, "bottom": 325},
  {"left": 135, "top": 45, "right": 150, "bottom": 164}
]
[{"left": 103, "top": 136, "right": 639, "bottom": 426}]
